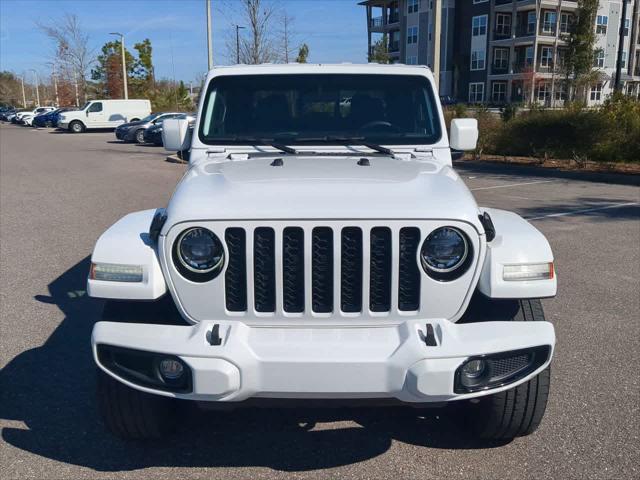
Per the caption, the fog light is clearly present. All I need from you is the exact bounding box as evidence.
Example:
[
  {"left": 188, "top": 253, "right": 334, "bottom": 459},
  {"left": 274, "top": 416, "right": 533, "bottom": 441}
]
[
  {"left": 159, "top": 358, "right": 184, "bottom": 380},
  {"left": 503, "top": 262, "right": 554, "bottom": 281},
  {"left": 461, "top": 359, "right": 486, "bottom": 378}
]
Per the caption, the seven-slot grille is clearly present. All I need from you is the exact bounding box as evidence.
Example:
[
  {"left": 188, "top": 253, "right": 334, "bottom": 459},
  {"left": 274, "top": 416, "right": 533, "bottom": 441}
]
[{"left": 224, "top": 225, "right": 422, "bottom": 315}]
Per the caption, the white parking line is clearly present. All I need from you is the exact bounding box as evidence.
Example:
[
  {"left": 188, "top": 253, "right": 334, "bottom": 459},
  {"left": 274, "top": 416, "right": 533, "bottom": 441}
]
[
  {"left": 470, "top": 180, "right": 557, "bottom": 191},
  {"left": 526, "top": 202, "right": 639, "bottom": 220}
]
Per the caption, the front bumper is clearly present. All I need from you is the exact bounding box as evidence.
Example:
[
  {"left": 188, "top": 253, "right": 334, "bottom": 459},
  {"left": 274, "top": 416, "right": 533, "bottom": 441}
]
[
  {"left": 58, "top": 121, "right": 69, "bottom": 129},
  {"left": 92, "top": 318, "right": 555, "bottom": 403}
]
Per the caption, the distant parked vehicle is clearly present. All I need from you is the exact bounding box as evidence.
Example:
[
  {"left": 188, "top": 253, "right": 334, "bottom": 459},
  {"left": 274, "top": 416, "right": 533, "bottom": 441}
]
[
  {"left": 57, "top": 99, "right": 151, "bottom": 133},
  {"left": 439, "top": 95, "right": 458, "bottom": 106},
  {"left": 33, "top": 108, "right": 73, "bottom": 128},
  {"left": 16, "top": 106, "right": 55, "bottom": 124},
  {"left": 0, "top": 108, "right": 17, "bottom": 122},
  {"left": 143, "top": 113, "right": 196, "bottom": 146},
  {"left": 115, "top": 112, "right": 185, "bottom": 143}
]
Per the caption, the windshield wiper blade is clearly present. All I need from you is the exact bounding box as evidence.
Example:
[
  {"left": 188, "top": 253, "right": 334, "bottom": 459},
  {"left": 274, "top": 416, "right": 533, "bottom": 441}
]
[
  {"left": 214, "top": 136, "right": 298, "bottom": 155},
  {"left": 324, "top": 136, "right": 393, "bottom": 155}
]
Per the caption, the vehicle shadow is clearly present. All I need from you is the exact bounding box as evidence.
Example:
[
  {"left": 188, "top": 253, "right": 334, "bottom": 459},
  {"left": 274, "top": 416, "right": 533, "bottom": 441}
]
[{"left": 0, "top": 257, "right": 506, "bottom": 473}]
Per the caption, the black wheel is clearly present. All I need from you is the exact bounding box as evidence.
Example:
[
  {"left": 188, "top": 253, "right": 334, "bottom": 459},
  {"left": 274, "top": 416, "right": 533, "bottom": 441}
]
[
  {"left": 69, "top": 121, "right": 84, "bottom": 133},
  {"left": 459, "top": 296, "right": 551, "bottom": 440},
  {"left": 135, "top": 129, "right": 146, "bottom": 143},
  {"left": 97, "top": 368, "right": 176, "bottom": 440}
]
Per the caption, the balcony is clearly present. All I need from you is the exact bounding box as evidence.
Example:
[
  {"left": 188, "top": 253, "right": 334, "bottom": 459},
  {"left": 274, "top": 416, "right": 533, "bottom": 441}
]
[
  {"left": 515, "top": 25, "right": 536, "bottom": 38},
  {"left": 493, "top": 28, "right": 512, "bottom": 41},
  {"left": 512, "top": 61, "right": 534, "bottom": 73},
  {"left": 539, "top": 23, "right": 557, "bottom": 36},
  {"left": 492, "top": 64, "right": 510, "bottom": 75}
]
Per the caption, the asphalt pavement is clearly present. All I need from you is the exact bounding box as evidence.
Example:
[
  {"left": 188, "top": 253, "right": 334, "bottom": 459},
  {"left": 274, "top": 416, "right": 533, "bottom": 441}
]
[{"left": 1, "top": 123, "right": 638, "bottom": 479}]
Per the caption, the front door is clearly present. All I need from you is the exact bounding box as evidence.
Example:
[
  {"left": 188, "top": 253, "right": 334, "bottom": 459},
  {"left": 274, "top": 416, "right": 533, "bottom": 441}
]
[{"left": 86, "top": 102, "right": 105, "bottom": 128}]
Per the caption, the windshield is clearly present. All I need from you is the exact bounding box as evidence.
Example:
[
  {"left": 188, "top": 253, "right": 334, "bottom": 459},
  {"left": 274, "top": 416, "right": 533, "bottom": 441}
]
[
  {"left": 199, "top": 74, "right": 441, "bottom": 145},
  {"left": 80, "top": 102, "right": 91, "bottom": 111},
  {"left": 140, "top": 112, "right": 162, "bottom": 123}
]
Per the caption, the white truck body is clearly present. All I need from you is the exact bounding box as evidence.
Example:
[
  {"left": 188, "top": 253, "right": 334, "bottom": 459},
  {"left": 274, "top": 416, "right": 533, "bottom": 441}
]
[
  {"left": 87, "top": 65, "right": 557, "bottom": 440},
  {"left": 58, "top": 99, "right": 151, "bottom": 131}
]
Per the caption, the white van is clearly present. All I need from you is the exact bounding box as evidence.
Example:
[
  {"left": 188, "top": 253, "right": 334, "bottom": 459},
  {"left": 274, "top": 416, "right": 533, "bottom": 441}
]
[{"left": 57, "top": 99, "right": 151, "bottom": 133}]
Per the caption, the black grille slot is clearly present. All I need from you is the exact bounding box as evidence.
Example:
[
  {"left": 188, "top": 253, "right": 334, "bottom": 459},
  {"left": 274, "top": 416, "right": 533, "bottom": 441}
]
[
  {"left": 369, "top": 227, "right": 392, "bottom": 312},
  {"left": 398, "top": 227, "right": 421, "bottom": 311},
  {"left": 254, "top": 227, "right": 276, "bottom": 312},
  {"left": 225, "top": 228, "right": 247, "bottom": 311},
  {"left": 312, "top": 227, "right": 334, "bottom": 313},
  {"left": 341, "top": 227, "right": 363, "bottom": 312},
  {"left": 282, "top": 227, "right": 305, "bottom": 313}
]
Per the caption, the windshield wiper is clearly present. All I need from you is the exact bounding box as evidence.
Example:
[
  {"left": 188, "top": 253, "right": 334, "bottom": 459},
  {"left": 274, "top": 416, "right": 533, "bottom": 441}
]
[
  {"left": 213, "top": 136, "right": 298, "bottom": 155},
  {"left": 323, "top": 136, "right": 393, "bottom": 155}
]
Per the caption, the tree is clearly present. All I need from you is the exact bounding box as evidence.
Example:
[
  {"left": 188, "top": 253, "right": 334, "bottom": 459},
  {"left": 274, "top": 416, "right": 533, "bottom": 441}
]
[
  {"left": 369, "top": 35, "right": 390, "bottom": 64},
  {"left": 0, "top": 71, "right": 25, "bottom": 107},
  {"left": 238, "top": 0, "right": 278, "bottom": 64},
  {"left": 296, "top": 43, "right": 309, "bottom": 63},
  {"left": 38, "top": 14, "right": 94, "bottom": 104},
  {"left": 563, "top": 0, "right": 599, "bottom": 101},
  {"left": 280, "top": 13, "right": 296, "bottom": 63}
]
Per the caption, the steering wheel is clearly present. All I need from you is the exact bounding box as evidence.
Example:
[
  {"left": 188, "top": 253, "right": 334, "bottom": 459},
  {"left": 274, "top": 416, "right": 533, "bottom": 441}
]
[{"left": 358, "top": 120, "right": 401, "bottom": 133}]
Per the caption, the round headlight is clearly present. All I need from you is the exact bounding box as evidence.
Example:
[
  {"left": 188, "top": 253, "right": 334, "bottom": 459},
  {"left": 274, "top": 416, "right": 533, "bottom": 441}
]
[
  {"left": 421, "top": 227, "right": 470, "bottom": 279},
  {"left": 173, "top": 227, "right": 224, "bottom": 280}
]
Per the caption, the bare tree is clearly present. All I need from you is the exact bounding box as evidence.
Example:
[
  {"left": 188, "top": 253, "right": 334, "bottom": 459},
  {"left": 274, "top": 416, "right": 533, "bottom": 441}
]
[
  {"left": 238, "top": 0, "right": 278, "bottom": 64},
  {"left": 37, "top": 14, "right": 95, "bottom": 103},
  {"left": 280, "top": 12, "right": 296, "bottom": 63}
]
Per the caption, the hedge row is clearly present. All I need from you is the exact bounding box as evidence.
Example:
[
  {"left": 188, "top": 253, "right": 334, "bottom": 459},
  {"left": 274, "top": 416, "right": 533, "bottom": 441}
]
[{"left": 447, "top": 95, "right": 640, "bottom": 163}]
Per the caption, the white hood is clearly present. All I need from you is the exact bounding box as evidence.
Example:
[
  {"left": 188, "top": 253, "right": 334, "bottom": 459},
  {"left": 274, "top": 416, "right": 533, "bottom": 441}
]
[{"left": 163, "top": 155, "right": 482, "bottom": 231}]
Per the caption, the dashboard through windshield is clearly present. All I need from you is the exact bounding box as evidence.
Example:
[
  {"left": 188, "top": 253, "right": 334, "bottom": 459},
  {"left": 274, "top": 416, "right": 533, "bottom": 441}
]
[{"left": 198, "top": 74, "right": 442, "bottom": 146}]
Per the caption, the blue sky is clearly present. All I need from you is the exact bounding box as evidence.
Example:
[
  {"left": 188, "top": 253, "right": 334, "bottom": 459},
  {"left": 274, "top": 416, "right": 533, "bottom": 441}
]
[{"left": 0, "top": 0, "right": 367, "bottom": 83}]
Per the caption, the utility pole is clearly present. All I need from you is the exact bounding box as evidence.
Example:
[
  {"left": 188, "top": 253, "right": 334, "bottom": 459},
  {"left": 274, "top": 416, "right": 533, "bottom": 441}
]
[
  {"left": 29, "top": 69, "right": 41, "bottom": 106},
  {"left": 51, "top": 64, "right": 59, "bottom": 106},
  {"left": 433, "top": 0, "right": 442, "bottom": 93},
  {"left": 110, "top": 32, "right": 128, "bottom": 99},
  {"left": 73, "top": 70, "right": 80, "bottom": 107},
  {"left": 20, "top": 75, "right": 26, "bottom": 107},
  {"left": 206, "top": 0, "right": 213, "bottom": 70},
  {"left": 615, "top": 0, "right": 629, "bottom": 92},
  {"left": 235, "top": 24, "right": 245, "bottom": 64}
]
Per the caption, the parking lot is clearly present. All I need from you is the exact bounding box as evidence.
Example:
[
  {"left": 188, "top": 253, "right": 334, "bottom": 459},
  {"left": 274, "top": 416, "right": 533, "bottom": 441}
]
[{"left": 1, "top": 122, "right": 638, "bottom": 479}]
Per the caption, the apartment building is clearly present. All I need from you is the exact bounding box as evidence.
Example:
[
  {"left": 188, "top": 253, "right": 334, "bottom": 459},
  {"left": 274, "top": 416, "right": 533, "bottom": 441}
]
[
  {"left": 361, "top": 0, "right": 640, "bottom": 104},
  {"left": 360, "top": 0, "right": 457, "bottom": 95}
]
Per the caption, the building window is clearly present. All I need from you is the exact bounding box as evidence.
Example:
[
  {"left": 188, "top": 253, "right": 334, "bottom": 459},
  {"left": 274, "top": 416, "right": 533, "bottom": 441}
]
[
  {"left": 407, "top": 0, "right": 420, "bottom": 14},
  {"left": 407, "top": 26, "right": 418, "bottom": 44},
  {"left": 590, "top": 83, "right": 603, "bottom": 101},
  {"left": 406, "top": 56, "right": 418, "bottom": 65},
  {"left": 537, "top": 82, "right": 551, "bottom": 102},
  {"left": 560, "top": 13, "right": 571, "bottom": 33},
  {"left": 527, "top": 11, "right": 537, "bottom": 34},
  {"left": 619, "top": 51, "right": 627, "bottom": 69},
  {"left": 471, "top": 49, "right": 486, "bottom": 70},
  {"left": 623, "top": 18, "right": 630, "bottom": 36},
  {"left": 495, "top": 13, "right": 512, "bottom": 36},
  {"left": 492, "top": 82, "right": 507, "bottom": 102},
  {"left": 594, "top": 50, "right": 605, "bottom": 68},
  {"left": 596, "top": 15, "right": 607, "bottom": 34},
  {"left": 493, "top": 48, "right": 509, "bottom": 70},
  {"left": 525, "top": 46, "right": 534, "bottom": 66},
  {"left": 472, "top": 15, "right": 488, "bottom": 36},
  {"left": 469, "top": 83, "right": 485, "bottom": 103},
  {"left": 542, "top": 11, "right": 557, "bottom": 33},
  {"left": 539, "top": 46, "right": 554, "bottom": 68}
]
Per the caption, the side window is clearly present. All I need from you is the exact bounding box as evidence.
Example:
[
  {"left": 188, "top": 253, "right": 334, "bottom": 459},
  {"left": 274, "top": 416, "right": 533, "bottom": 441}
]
[{"left": 88, "top": 102, "right": 103, "bottom": 113}]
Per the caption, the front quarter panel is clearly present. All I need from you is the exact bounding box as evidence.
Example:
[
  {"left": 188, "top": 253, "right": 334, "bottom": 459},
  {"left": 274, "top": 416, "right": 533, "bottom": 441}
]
[
  {"left": 87, "top": 209, "right": 167, "bottom": 300},
  {"left": 478, "top": 208, "right": 557, "bottom": 298}
]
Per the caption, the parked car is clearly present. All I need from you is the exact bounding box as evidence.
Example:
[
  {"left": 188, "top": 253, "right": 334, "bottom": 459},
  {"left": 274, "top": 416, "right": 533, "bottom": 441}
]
[
  {"left": 115, "top": 112, "right": 185, "bottom": 143},
  {"left": 440, "top": 95, "right": 458, "bottom": 106},
  {"left": 0, "top": 108, "right": 17, "bottom": 122},
  {"left": 57, "top": 99, "right": 151, "bottom": 133},
  {"left": 33, "top": 107, "right": 73, "bottom": 128},
  {"left": 143, "top": 113, "right": 196, "bottom": 146},
  {"left": 89, "top": 64, "right": 557, "bottom": 441},
  {"left": 16, "top": 106, "right": 55, "bottom": 124}
]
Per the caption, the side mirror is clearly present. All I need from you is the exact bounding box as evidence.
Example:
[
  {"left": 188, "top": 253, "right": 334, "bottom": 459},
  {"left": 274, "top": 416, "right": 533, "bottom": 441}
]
[
  {"left": 450, "top": 118, "right": 478, "bottom": 151},
  {"left": 162, "top": 118, "right": 191, "bottom": 151}
]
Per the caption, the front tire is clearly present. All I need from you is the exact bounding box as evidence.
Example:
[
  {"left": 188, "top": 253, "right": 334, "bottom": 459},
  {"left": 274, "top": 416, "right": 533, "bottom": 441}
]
[
  {"left": 69, "top": 120, "right": 85, "bottom": 133},
  {"left": 135, "top": 129, "right": 146, "bottom": 143},
  {"left": 460, "top": 297, "right": 551, "bottom": 440},
  {"left": 97, "top": 369, "right": 176, "bottom": 440}
]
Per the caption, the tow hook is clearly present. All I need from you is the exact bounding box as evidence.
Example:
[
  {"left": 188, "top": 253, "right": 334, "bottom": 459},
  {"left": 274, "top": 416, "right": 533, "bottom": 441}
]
[{"left": 208, "top": 324, "right": 222, "bottom": 346}]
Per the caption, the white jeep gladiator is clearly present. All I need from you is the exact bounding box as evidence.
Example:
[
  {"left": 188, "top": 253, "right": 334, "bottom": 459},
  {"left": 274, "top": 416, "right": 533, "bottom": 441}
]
[{"left": 88, "top": 64, "right": 557, "bottom": 440}]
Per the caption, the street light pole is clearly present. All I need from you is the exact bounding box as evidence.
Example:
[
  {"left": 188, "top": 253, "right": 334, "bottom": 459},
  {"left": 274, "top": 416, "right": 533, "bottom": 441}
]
[
  {"left": 50, "top": 63, "right": 59, "bottom": 106},
  {"left": 235, "top": 25, "right": 245, "bottom": 64},
  {"left": 206, "top": 0, "right": 213, "bottom": 70},
  {"left": 614, "top": 0, "right": 629, "bottom": 92},
  {"left": 29, "top": 69, "right": 41, "bottom": 106},
  {"left": 20, "top": 75, "right": 26, "bottom": 107},
  {"left": 110, "top": 32, "right": 128, "bottom": 99}
]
